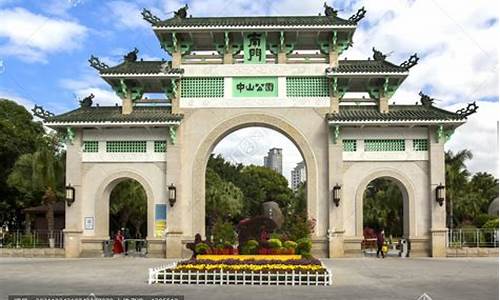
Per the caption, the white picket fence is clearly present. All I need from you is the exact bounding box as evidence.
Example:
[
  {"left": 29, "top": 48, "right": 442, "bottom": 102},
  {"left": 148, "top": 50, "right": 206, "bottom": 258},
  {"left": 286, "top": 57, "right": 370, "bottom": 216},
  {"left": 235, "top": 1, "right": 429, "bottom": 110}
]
[{"left": 148, "top": 262, "right": 332, "bottom": 286}]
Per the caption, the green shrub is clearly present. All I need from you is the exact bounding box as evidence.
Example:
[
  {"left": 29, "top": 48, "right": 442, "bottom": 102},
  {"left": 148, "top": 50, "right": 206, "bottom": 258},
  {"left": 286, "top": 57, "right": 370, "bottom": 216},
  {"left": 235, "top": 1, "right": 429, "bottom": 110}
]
[
  {"left": 283, "top": 240, "right": 297, "bottom": 249},
  {"left": 212, "top": 219, "right": 237, "bottom": 247},
  {"left": 269, "top": 233, "right": 282, "bottom": 241},
  {"left": 268, "top": 238, "right": 282, "bottom": 249},
  {"left": 195, "top": 242, "right": 210, "bottom": 254},
  {"left": 483, "top": 218, "right": 499, "bottom": 229},
  {"left": 296, "top": 238, "right": 312, "bottom": 257},
  {"left": 241, "top": 239, "right": 259, "bottom": 254},
  {"left": 474, "top": 214, "right": 495, "bottom": 228}
]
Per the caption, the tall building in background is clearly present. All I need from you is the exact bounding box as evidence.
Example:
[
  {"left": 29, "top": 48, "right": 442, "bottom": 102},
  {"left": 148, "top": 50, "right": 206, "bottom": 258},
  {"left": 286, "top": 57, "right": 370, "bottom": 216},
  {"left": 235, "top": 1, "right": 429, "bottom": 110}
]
[
  {"left": 264, "top": 148, "right": 283, "bottom": 175},
  {"left": 291, "top": 161, "right": 306, "bottom": 190}
]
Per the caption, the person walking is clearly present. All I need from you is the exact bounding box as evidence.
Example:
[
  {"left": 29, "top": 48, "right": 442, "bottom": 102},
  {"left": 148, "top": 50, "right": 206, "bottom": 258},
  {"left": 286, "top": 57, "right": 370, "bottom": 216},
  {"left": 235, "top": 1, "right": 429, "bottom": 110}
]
[
  {"left": 376, "top": 229, "right": 385, "bottom": 258},
  {"left": 112, "top": 230, "right": 124, "bottom": 255}
]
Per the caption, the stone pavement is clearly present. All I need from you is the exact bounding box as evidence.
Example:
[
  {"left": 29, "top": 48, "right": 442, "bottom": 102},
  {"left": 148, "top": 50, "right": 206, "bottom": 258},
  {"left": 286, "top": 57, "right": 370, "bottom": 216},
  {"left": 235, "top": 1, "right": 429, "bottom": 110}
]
[{"left": 0, "top": 256, "right": 497, "bottom": 300}]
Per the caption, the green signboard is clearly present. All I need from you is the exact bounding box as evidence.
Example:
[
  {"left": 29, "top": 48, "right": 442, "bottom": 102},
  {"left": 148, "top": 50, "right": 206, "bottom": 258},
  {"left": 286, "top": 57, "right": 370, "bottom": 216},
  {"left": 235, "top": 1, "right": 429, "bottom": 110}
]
[
  {"left": 243, "top": 32, "right": 266, "bottom": 64},
  {"left": 232, "top": 77, "right": 278, "bottom": 97}
]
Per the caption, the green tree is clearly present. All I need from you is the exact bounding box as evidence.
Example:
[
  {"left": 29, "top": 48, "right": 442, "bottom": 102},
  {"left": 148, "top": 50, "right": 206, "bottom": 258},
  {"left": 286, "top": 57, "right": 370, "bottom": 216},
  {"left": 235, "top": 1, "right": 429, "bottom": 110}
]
[
  {"left": 237, "top": 165, "right": 294, "bottom": 217},
  {"left": 363, "top": 178, "right": 404, "bottom": 237},
  {"left": 207, "top": 154, "right": 244, "bottom": 186},
  {"left": 0, "top": 99, "right": 44, "bottom": 227},
  {"left": 109, "top": 179, "right": 147, "bottom": 237},
  {"left": 445, "top": 150, "right": 473, "bottom": 228},
  {"left": 7, "top": 134, "right": 65, "bottom": 236},
  {"left": 205, "top": 168, "right": 244, "bottom": 236}
]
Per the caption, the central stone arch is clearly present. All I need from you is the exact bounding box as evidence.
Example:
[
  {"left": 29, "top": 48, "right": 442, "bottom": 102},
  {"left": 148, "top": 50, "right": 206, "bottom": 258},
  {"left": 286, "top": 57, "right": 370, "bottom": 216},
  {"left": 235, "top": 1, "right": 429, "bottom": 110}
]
[{"left": 191, "top": 112, "right": 320, "bottom": 238}]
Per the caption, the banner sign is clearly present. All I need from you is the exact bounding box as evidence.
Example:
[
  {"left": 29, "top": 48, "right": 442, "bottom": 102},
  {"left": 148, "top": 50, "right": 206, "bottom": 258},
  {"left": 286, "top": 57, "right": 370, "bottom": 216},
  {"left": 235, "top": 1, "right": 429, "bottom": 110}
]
[
  {"left": 232, "top": 77, "right": 278, "bottom": 97},
  {"left": 243, "top": 32, "right": 266, "bottom": 64},
  {"left": 154, "top": 204, "right": 167, "bottom": 238}
]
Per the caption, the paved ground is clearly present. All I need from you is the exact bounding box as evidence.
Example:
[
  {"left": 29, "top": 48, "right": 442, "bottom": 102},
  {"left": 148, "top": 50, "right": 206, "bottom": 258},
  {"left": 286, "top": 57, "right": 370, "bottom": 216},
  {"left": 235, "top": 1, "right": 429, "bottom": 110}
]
[{"left": 0, "top": 256, "right": 497, "bottom": 300}]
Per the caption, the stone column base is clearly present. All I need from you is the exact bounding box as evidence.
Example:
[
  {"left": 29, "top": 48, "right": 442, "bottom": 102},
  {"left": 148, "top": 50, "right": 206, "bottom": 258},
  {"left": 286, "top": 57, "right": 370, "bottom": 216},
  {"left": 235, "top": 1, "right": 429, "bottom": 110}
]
[
  {"left": 147, "top": 238, "right": 166, "bottom": 258},
  {"left": 165, "top": 232, "right": 184, "bottom": 258},
  {"left": 328, "top": 231, "right": 344, "bottom": 258},
  {"left": 63, "top": 230, "right": 83, "bottom": 258},
  {"left": 431, "top": 228, "right": 448, "bottom": 257},
  {"left": 343, "top": 236, "right": 363, "bottom": 257}
]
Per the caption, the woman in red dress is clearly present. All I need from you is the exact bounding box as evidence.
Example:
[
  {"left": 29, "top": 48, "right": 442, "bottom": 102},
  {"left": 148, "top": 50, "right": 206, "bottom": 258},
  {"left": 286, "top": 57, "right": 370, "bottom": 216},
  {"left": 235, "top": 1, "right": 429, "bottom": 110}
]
[{"left": 112, "top": 230, "right": 124, "bottom": 255}]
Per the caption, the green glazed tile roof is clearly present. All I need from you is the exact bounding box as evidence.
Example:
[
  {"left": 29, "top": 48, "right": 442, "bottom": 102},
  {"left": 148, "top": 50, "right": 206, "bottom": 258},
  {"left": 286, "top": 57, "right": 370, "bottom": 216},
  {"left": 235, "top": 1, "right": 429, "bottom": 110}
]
[
  {"left": 100, "top": 61, "right": 184, "bottom": 75},
  {"left": 45, "top": 106, "right": 183, "bottom": 124},
  {"left": 327, "top": 105, "right": 465, "bottom": 123},
  {"left": 97, "top": 60, "right": 406, "bottom": 75},
  {"left": 334, "top": 60, "right": 408, "bottom": 73},
  {"left": 155, "top": 15, "right": 356, "bottom": 28}
]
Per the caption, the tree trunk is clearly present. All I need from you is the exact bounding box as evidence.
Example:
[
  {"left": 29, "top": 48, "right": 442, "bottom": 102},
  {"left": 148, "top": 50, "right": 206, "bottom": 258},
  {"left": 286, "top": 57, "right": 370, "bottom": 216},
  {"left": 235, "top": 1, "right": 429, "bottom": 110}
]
[{"left": 43, "top": 187, "right": 56, "bottom": 248}]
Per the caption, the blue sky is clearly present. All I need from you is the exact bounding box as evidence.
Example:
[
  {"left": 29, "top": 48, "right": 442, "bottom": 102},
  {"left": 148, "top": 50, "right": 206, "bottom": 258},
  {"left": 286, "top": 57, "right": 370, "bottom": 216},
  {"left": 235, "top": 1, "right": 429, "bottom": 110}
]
[{"left": 0, "top": 0, "right": 498, "bottom": 178}]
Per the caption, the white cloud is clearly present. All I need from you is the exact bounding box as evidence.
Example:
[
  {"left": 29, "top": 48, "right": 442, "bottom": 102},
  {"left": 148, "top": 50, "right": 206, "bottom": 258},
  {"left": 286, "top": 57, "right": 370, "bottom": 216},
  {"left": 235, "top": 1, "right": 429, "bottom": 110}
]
[
  {"left": 106, "top": 1, "right": 150, "bottom": 29},
  {"left": 0, "top": 7, "right": 87, "bottom": 63},
  {"left": 445, "top": 101, "right": 499, "bottom": 175},
  {"left": 0, "top": 90, "right": 35, "bottom": 109}
]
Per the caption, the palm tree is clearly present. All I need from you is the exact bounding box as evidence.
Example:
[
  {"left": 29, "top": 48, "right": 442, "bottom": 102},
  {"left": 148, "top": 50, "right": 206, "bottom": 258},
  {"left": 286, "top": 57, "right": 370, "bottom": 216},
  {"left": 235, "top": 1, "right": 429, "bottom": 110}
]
[
  {"left": 445, "top": 150, "right": 473, "bottom": 229},
  {"left": 7, "top": 134, "right": 64, "bottom": 247}
]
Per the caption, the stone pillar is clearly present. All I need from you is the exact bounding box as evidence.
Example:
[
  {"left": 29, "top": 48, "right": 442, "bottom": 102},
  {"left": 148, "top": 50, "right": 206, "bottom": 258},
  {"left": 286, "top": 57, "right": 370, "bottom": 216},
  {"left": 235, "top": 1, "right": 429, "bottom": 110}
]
[
  {"left": 122, "top": 98, "right": 133, "bottom": 115},
  {"left": 329, "top": 95, "right": 339, "bottom": 114},
  {"left": 328, "top": 128, "right": 344, "bottom": 257},
  {"left": 277, "top": 51, "right": 287, "bottom": 64},
  {"left": 329, "top": 51, "right": 339, "bottom": 67},
  {"left": 64, "top": 129, "right": 83, "bottom": 258},
  {"left": 379, "top": 96, "right": 389, "bottom": 113},
  {"left": 171, "top": 51, "right": 182, "bottom": 68},
  {"left": 170, "top": 83, "right": 181, "bottom": 115},
  {"left": 165, "top": 131, "right": 184, "bottom": 258},
  {"left": 223, "top": 51, "right": 233, "bottom": 64},
  {"left": 428, "top": 127, "right": 447, "bottom": 257}
]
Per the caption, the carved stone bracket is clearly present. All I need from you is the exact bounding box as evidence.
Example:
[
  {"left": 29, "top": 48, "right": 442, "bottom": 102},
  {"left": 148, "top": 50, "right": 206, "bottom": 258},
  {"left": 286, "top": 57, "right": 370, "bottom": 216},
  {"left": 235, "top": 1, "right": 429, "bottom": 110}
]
[
  {"left": 164, "top": 79, "right": 180, "bottom": 102},
  {"left": 331, "top": 77, "right": 349, "bottom": 99},
  {"left": 168, "top": 126, "right": 178, "bottom": 145},
  {"left": 367, "top": 77, "right": 399, "bottom": 99},
  {"left": 113, "top": 79, "right": 144, "bottom": 102},
  {"left": 215, "top": 32, "right": 242, "bottom": 56},
  {"left": 330, "top": 125, "right": 340, "bottom": 144},
  {"left": 162, "top": 33, "right": 192, "bottom": 56},
  {"left": 318, "top": 31, "right": 351, "bottom": 56},
  {"left": 61, "top": 127, "right": 75, "bottom": 145},
  {"left": 435, "top": 125, "right": 454, "bottom": 143},
  {"left": 268, "top": 31, "right": 295, "bottom": 55}
]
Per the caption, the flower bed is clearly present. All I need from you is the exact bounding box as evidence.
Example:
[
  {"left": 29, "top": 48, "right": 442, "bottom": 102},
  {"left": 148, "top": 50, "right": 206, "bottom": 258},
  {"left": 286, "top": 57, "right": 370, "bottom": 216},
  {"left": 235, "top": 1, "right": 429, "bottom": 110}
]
[
  {"left": 148, "top": 258, "right": 332, "bottom": 286},
  {"left": 196, "top": 254, "right": 301, "bottom": 261}
]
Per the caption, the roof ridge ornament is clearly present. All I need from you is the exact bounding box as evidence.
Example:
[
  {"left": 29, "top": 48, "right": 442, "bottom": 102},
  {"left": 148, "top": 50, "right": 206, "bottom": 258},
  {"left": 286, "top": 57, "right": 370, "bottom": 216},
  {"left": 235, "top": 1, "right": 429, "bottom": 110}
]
[
  {"left": 79, "top": 93, "right": 94, "bottom": 108},
  {"left": 88, "top": 55, "right": 109, "bottom": 71},
  {"left": 324, "top": 2, "right": 338, "bottom": 17},
  {"left": 174, "top": 4, "right": 188, "bottom": 19},
  {"left": 32, "top": 105, "right": 55, "bottom": 120},
  {"left": 124, "top": 48, "right": 139, "bottom": 62},
  {"left": 400, "top": 53, "right": 419, "bottom": 69},
  {"left": 348, "top": 7, "right": 366, "bottom": 23},
  {"left": 419, "top": 91, "right": 435, "bottom": 107},
  {"left": 456, "top": 101, "right": 478, "bottom": 118},
  {"left": 372, "top": 47, "right": 387, "bottom": 61},
  {"left": 141, "top": 8, "right": 161, "bottom": 25}
]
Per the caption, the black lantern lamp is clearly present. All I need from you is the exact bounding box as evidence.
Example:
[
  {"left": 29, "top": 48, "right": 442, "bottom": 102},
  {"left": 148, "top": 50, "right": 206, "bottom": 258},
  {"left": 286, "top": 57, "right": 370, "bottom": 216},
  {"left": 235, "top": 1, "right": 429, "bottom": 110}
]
[
  {"left": 168, "top": 184, "right": 177, "bottom": 207},
  {"left": 65, "top": 185, "right": 75, "bottom": 207},
  {"left": 332, "top": 184, "right": 341, "bottom": 207},
  {"left": 436, "top": 183, "right": 445, "bottom": 206}
]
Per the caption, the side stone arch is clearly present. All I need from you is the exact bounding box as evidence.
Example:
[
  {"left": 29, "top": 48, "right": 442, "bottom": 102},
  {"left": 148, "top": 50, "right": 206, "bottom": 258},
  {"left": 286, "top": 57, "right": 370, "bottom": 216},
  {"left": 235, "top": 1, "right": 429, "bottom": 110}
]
[
  {"left": 94, "top": 170, "right": 156, "bottom": 239},
  {"left": 354, "top": 168, "right": 416, "bottom": 238},
  {"left": 191, "top": 112, "right": 320, "bottom": 238}
]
